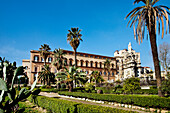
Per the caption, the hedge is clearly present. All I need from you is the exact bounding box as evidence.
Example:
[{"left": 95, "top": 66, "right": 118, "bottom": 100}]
[
  {"left": 96, "top": 87, "right": 158, "bottom": 95},
  {"left": 28, "top": 96, "right": 77, "bottom": 113},
  {"left": 133, "top": 89, "right": 158, "bottom": 95},
  {"left": 28, "top": 95, "right": 137, "bottom": 113},
  {"left": 77, "top": 104, "right": 136, "bottom": 113},
  {"left": 58, "top": 91, "right": 170, "bottom": 109}
]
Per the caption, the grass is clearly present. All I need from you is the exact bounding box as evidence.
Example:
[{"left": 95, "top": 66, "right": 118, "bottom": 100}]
[{"left": 18, "top": 101, "right": 42, "bottom": 113}]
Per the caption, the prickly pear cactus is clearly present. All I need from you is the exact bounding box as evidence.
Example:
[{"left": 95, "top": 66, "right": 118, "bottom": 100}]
[{"left": 0, "top": 63, "right": 41, "bottom": 112}]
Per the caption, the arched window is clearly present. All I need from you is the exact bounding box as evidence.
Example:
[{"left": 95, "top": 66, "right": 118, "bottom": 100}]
[
  {"left": 95, "top": 62, "right": 98, "bottom": 68},
  {"left": 104, "top": 72, "right": 106, "bottom": 76},
  {"left": 108, "top": 72, "right": 110, "bottom": 76},
  {"left": 112, "top": 72, "right": 114, "bottom": 76},
  {"left": 69, "top": 60, "right": 72, "bottom": 66},
  {"left": 81, "top": 60, "right": 83, "bottom": 67},
  {"left": 34, "top": 56, "right": 39, "bottom": 62},
  {"left": 86, "top": 61, "right": 88, "bottom": 67},
  {"left": 48, "top": 57, "right": 52, "bottom": 63},
  {"left": 100, "top": 71, "right": 102, "bottom": 75},
  {"left": 100, "top": 62, "right": 102, "bottom": 68},
  {"left": 90, "top": 61, "right": 93, "bottom": 67},
  {"left": 112, "top": 64, "right": 114, "bottom": 68}
]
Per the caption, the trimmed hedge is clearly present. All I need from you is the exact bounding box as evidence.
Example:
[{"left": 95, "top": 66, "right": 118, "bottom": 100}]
[
  {"left": 28, "top": 96, "right": 77, "bottom": 113},
  {"left": 77, "top": 104, "right": 135, "bottom": 113},
  {"left": 28, "top": 95, "right": 137, "bottom": 113},
  {"left": 96, "top": 87, "right": 158, "bottom": 95},
  {"left": 133, "top": 89, "right": 158, "bottom": 95},
  {"left": 58, "top": 91, "right": 170, "bottom": 109}
]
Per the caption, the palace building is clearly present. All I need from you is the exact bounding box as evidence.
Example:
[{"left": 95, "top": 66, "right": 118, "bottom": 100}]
[{"left": 23, "top": 42, "right": 148, "bottom": 85}]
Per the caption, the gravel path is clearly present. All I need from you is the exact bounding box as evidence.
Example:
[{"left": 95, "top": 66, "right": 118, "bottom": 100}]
[{"left": 39, "top": 92, "right": 148, "bottom": 113}]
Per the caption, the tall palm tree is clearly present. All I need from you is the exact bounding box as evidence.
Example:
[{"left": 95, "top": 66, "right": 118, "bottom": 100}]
[
  {"left": 56, "top": 66, "right": 86, "bottom": 92},
  {"left": 104, "top": 59, "right": 111, "bottom": 81},
  {"left": 125, "top": 0, "right": 170, "bottom": 97},
  {"left": 39, "top": 44, "right": 51, "bottom": 66},
  {"left": 67, "top": 28, "right": 83, "bottom": 67},
  {"left": 53, "top": 48, "right": 66, "bottom": 72}
]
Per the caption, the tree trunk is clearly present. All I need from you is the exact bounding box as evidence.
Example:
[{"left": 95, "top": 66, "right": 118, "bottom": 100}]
[
  {"left": 44, "top": 57, "right": 46, "bottom": 66},
  {"left": 74, "top": 49, "right": 77, "bottom": 67},
  {"left": 108, "top": 70, "right": 110, "bottom": 81},
  {"left": 68, "top": 82, "right": 73, "bottom": 92},
  {"left": 149, "top": 26, "right": 163, "bottom": 97}
]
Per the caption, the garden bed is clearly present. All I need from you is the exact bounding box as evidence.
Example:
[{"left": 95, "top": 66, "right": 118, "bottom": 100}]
[{"left": 58, "top": 91, "right": 170, "bottom": 110}]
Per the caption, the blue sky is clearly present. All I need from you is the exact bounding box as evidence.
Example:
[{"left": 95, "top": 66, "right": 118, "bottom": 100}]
[{"left": 0, "top": 0, "right": 170, "bottom": 70}]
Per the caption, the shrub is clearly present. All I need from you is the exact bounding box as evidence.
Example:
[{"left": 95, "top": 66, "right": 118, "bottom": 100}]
[
  {"left": 96, "top": 87, "right": 114, "bottom": 94},
  {"left": 123, "top": 77, "right": 140, "bottom": 94},
  {"left": 28, "top": 96, "right": 77, "bottom": 113},
  {"left": 161, "top": 74, "right": 170, "bottom": 95},
  {"left": 84, "top": 83, "right": 95, "bottom": 92},
  {"left": 77, "top": 104, "right": 136, "bottom": 113},
  {"left": 58, "top": 91, "right": 170, "bottom": 109},
  {"left": 61, "top": 83, "right": 66, "bottom": 89},
  {"left": 133, "top": 89, "right": 158, "bottom": 95},
  {"left": 28, "top": 95, "right": 137, "bottom": 113}
]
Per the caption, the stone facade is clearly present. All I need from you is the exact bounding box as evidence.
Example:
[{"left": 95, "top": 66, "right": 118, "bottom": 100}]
[
  {"left": 114, "top": 42, "right": 142, "bottom": 80},
  {"left": 23, "top": 42, "right": 151, "bottom": 84},
  {"left": 23, "top": 50, "right": 117, "bottom": 84}
]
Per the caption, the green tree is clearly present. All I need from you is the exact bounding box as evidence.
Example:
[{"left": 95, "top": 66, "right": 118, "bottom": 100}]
[
  {"left": 125, "top": 0, "right": 170, "bottom": 97},
  {"left": 38, "top": 65, "right": 54, "bottom": 85},
  {"left": 161, "top": 74, "right": 170, "bottom": 96},
  {"left": 123, "top": 77, "right": 140, "bottom": 94},
  {"left": 159, "top": 42, "right": 170, "bottom": 75},
  {"left": 67, "top": 28, "right": 83, "bottom": 67},
  {"left": 91, "top": 71, "right": 102, "bottom": 86},
  {"left": 0, "top": 57, "right": 5, "bottom": 78},
  {"left": 39, "top": 44, "right": 51, "bottom": 66},
  {"left": 104, "top": 59, "right": 111, "bottom": 81},
  {"left": 56, "top": 66, "right": 86, "bottom": 92},
  {"left": 53, "top": 48, "right": 66, "bottom": 72}
]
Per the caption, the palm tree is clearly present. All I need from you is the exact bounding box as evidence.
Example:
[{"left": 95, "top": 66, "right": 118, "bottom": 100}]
[
  {"left": 56, "top": 66, "right": 86, "bottom": 92},
  {"left": 53, "top": 48, "right": 66, "bottom": 72},
  {"left": 67, "top": 28, "right": 83, "bottom": 67},
  {"left": 104, "top": 59, "right": 111, "bottom": 81},
  {"left": 125, "top": 0, "right": 170, "bottom": 97},
  {"left": 91, "top": 71, "right": 102, "bottom": 87},
  {"left": 39, "top": 44, "right": 51, "bottom": 66},
  {"left": 38, "top": 64, "right": 53, "bottom": 85}
]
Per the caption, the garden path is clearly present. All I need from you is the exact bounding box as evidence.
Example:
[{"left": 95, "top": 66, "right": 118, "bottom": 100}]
[{"left": 39, "top": 92, "right": 148, "bottom": 113}]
